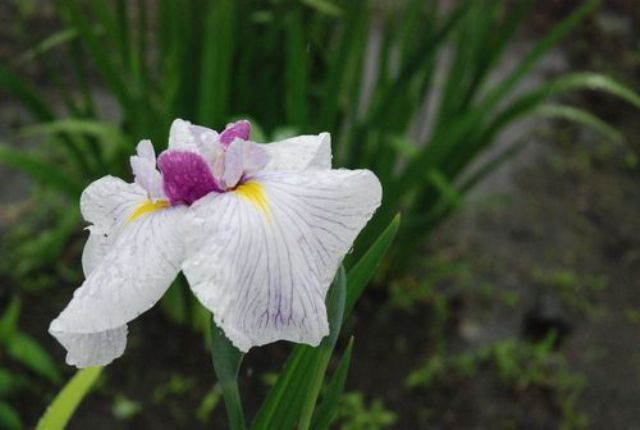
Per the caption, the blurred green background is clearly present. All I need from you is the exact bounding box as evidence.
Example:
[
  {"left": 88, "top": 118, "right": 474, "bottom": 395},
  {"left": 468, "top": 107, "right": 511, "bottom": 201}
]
[{"left": 0, "top": 0, "right": 639, "bottom": 428}]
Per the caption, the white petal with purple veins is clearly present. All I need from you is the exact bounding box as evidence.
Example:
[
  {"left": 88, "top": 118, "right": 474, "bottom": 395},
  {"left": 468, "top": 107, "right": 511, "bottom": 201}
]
[
  {"left": 54, "top": 326, "right": 128, "bottom": 367},
  {"left": 80, "top": 176, "right": 149, "bottom": 275},
  {"left": 50, "top": 206, "right": 187, "bottom": 367},
  {"left": 181, "top": 169, "right": 381, "bottom": 351},
  {"left": 263, "top": 133, "right": 332, "bottom": 171}
]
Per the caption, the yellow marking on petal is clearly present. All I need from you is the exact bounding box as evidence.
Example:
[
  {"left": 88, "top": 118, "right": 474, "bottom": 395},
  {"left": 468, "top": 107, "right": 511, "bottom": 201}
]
[
  {"left": 236, "top": 181, "right": 270, "bottom": 216},
  {"left": 127, "top": 199, "right": 170, "bottom": 223}
]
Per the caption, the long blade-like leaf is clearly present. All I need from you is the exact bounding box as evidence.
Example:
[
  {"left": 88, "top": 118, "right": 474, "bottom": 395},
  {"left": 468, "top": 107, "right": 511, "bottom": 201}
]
[
  {"left": 209, "top": 320, "right": 246, "bottom": 430},
  {"left": 36, "top": 367, "right": 103, "bottom": 430},
  {"left": 0, "top": 65, "right": 55, "bottom": 121},
  {"left": 311, "top": 338, "right": 354, "bottom": 430},
  {"left": 297, "top": 266, "right": 347, "bottom": 430},
  {"left": 0, "top": 144, "right": 84, "bottom": 197},
  {"left": 345, "top": 214, "right": 400, "bottom": 316}
]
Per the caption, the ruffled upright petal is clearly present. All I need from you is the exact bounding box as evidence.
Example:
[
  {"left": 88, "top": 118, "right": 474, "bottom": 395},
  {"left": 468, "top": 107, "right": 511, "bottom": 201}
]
[
  {"left": 222, "top": 140, "right": 270, "bottom": 189},
  {"left": 130, "top": 140, "right": 164, "bottom": 200},
  {"left": 182, "top": 169, "right": 381, "bottom": 351}
]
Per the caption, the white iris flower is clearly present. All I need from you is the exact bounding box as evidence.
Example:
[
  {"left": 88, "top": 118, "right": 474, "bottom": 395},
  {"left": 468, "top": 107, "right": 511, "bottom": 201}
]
[{"left": 49, "top": 119, "right": 382, "bottom": 368}]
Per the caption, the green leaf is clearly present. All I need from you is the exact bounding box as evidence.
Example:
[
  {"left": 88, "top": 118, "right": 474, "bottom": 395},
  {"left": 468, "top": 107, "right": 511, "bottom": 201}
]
[
  {"left": 345, "top": 214, "right": 401, "bottom": 316},
  {"left": 21, "top": 119, "right": 128, "bottom": 147},
  {"left": 536, "top": 104, "right": 623, "bottom": 143},
  {"left": 252, "top": 268, "right": 346, "bottom": 430},
  {"left": 198, "top": 0, "right": 234, "bottom": 126},
  {"left": 297, "top": 266, "right": 347, "bottom": 430},
  {"left": 21, "top": 118, "right": 131, "bottom": 171},
  {"left": 284, "top": 8, "right": 309, "bottom": 129},
  {"left": 426, "top": 169, "right": 462, "bottom": 208},
  {"left": 196, "top": 385, "right": 223, "bottom": 423},
  {"left": 36, "top": 366, "right": 103, "bottom": 430},
  {"left": 0, "top": 402, "right": 22, "bottom": 430},
  {"left": 396, "top": 0, "right": 599, "bottom": 197},
  {"left": 0, "top": 297, "right": 21, "bottom": 343},
  {"left": 17, "top": 28, "right": 78, "bottom": 65},
  {"left": 0, "top": 64, "right": 55, "bottom": 121},
  {"left": 7, "top": 332, "right": 62, "bottom": 384},
  {"left": 460, "top": 140, "right": 529, "bottom": 194},
  {"left": 61, "top": 1, "right": 133, "bottom": 112},
  {"left": 210, "top": 319, "right": 245, "bottom": 430},
  {"left": 300, "top": 0, "right": 343, "bottom": 17},
  {"left": 0, "top": 144, "right": 84, "bottom": 198},
  {"left": 477, "top": 72, "right": 640, "bottom": 155},
  {"left": 311, "top": 338, "right": 354, "bottom": 430}
]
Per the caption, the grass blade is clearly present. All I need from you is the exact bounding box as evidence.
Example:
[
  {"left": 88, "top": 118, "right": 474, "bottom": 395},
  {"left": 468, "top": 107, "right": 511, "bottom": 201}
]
[
  {"left": 536, "top": 104, "right": 623, "bottom": 143},
  {"left": 0, "top": 402, "right": 22, "bottom": 430},
  {"left": 297, "top": 266, "right": 346, "bottom": 430},
  {"left": 311, "top": 338, "right": 354, "bottom": 430},
  {"left": 36, "top": 367, "right": 103, "bottom": 430},
  {"left": 16, "top": 28, "right": 78, "bottom": 65},
  {"left": 345, "top": 214, "right": 400, "bottom": 316},
  {"left": 0, "top": 144, "right": 84, "bottom": 197},
  {"left": 284, "top": 8, "right": 310, "bottom": 129},
  {"left": 61, "top": 0, "right": 133, "bottom": 112},
  {"left": 6, "top": 333, "right": 62, "bottom": 384},
  {"left": 0, "top": 65, "right": 55, "bottom": 121},
  {"left": 198, "top": 0, "right": 234, "bottom": 127}
]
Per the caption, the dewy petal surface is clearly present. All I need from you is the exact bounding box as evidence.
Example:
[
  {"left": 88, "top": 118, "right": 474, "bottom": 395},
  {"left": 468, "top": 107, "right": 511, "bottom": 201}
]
[
  {"left": 54, "top": 327, "right": 128, "bottom": 368},
  {"left": 168, "top": 118, "right": 200, "bottom": 151},
  {"left": 79, "top": 176, "right": 149, "bottom": 276},
  {"left": 50, "top": 206, "right": 187, "bottom": 367},
  {"left": 181, "top": 169, "right": 382, "bottom": 351},
  {"left": 222, "top": 140, "right": 270, "bottom": 189},
  {"left": 262, "top": 133, "right": 332, "bottom": 171}
]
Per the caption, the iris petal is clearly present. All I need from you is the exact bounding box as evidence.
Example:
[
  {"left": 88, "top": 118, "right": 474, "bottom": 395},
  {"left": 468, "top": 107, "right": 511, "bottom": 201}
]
[
  {"left": 50, "top": 206, "right": 187, "bottom": 367},
  {"left": 181, "top": 169, "right": 381, "bottom": 351},
  {"left": 263, "top": 133, "right": 331, "bottom": 171}
]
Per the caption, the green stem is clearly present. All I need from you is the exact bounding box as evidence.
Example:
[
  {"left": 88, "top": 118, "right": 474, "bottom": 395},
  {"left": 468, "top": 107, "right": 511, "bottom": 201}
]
[
  {"left": 296, "top": 352, "right": 332, "bottom": 430},
  {"left": 209, "top": 319, "right": 246, "bottom": 430}
]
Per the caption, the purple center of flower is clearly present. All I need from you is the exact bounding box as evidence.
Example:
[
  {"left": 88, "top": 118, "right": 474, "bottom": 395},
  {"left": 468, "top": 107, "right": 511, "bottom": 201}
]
[{"left": 157, "top": 151, "right": 222, "bottom": 205}]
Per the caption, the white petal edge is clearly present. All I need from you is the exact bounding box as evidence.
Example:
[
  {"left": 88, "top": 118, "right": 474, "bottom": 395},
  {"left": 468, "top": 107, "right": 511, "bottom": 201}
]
[
  {"left": 262, "top": 133, "right": 332, "bottom": 171},
  {"left": 168, "top": 118, "right": 199, "bottom": 151},
  {"left": 52, "top": 326, "right": 128, "bottom": 367},
  {"left": 182, "top": 169, "right": 381, "bottom": 352},
  {"left": 79, "top": 176, "right": 148, "bottom": 276},
  {"left": 50, "top": 206, "right": 187, "bottom": 367}
]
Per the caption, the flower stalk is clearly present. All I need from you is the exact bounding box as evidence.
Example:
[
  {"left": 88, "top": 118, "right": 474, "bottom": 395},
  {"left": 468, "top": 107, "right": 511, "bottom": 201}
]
[{"left": 209, "top": 319, "right": 246, "bottom": 430}]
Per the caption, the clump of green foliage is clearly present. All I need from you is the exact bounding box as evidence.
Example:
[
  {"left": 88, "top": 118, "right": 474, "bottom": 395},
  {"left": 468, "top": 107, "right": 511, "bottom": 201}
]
[
  {"left": 407, "top": 335, "right": 588, "bottom": 429},
  {"left": 336, "top": 392, "right": 397, "bottom": 430},
  {"left": 0, "top": 298, "right": 62, "bottom": 430},
  {"left": 1, "top": 0, "right": 638, "bottom": 283}
]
